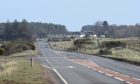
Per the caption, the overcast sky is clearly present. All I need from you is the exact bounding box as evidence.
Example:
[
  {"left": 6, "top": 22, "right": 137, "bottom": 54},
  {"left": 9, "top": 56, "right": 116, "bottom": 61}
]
[{"left": 0, "top": 0, "right": 140, "bottom": 31}]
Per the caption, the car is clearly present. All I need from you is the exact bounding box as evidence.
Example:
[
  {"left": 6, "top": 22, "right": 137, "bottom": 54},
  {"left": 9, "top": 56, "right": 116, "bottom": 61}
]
[{"left": 45, "top": 45, "right": 49, "bottom": 48}]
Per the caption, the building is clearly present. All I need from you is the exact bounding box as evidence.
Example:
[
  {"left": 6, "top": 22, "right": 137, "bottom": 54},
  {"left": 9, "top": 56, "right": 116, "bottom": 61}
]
[{"left": 84, "top": 31, "right": 97, "bottom": 39}]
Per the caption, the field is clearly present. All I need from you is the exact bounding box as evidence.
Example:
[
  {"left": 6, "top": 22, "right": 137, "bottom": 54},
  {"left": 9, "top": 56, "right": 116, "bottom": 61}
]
[
  {"left": 49, "top": 41, "right": 74, "bottom": 50},
  {"left": 111, "top": 48, "right": 140, "bottom": 62},
  {"left": 0, "top": 50, "right": 54, "bottom": 84}
]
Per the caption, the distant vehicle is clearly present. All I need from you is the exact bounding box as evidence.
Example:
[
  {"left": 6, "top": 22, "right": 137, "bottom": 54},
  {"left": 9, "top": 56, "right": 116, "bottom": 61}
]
[
  {"left": 45, "top": 44, "right": 48, "bottom": 46},
  {"left": 100, "top": 35, "right": 106, "bottom": 38},
  {"left": 45, "top": 45, "right": 49, "bottom": 48}
]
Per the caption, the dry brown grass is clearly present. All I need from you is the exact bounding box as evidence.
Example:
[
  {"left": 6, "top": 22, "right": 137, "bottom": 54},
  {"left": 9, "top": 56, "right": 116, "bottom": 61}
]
[
  {"left": 0, "top": 49, "right": 54, "bottom": 84},
  {"left": 49, "top": 41, "right": 73, "bottom": 50},
  {"left": 111, "top": 48, "right": 140, "bottom": 62},
  {"left": 0, "top": 61, "right": 17, "bottom": 77}
]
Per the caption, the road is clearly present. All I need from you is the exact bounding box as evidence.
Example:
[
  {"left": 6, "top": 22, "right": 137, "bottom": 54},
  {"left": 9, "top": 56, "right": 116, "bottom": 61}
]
[{"left": 38, "top": 41, "right": 140, "bottom": 84}]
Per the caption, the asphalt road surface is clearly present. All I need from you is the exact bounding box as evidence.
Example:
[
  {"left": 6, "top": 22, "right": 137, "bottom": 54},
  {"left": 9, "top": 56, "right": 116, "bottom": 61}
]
[{"left": 38, "top": 41, "right": 140, "bottom": 84}]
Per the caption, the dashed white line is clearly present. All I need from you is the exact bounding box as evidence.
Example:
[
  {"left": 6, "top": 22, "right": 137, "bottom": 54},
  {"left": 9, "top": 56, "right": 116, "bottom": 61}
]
[
  {"left": 105, "top": 73, "right": 113, "bottom": 77},
  {"left": 68, "top": 66, "right": 74, "bottom": 69},
  {"left": 105, "top": 69, "right": 112, "bottom": 72},
  {"left": 88, "top": 67, "right": 92, "bottom": 69},
  {"left": 126, "top": 81, "right": 133, "bottom": 84},
  {"left": 112, "top": 71, "right": 119, "bottom": 74},
  {"left": 133, "top": 77, "right": 140, "bottom": 80},
  {"left": 93, "top": 68, "right": 97, "bottom": 71},
  {"left": 95, "top": 65, "right": 100, "bottom": 67},
  {"left": 98, "top": 71, "right": 104, "bottom": 74},
  {"left": 121, "top": 74, "right": 130, "bottom": 78},
  {"left": 64, "top": 57, "right": 140, "bottom": 84},
  {"left": 114, "top": 77, "right": 124, "bottom": 82}
]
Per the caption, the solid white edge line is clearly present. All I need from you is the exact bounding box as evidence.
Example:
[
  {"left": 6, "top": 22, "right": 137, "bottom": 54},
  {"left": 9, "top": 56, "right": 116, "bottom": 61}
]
[
  {"left": 40, "top": 47, "right": 69, "bottom": 84},
  {"left": 41, "top": 65, "right": 53, "bottom": 70},
  {"left": 53, "top": 69, "right": 69, "bottom": 84}
]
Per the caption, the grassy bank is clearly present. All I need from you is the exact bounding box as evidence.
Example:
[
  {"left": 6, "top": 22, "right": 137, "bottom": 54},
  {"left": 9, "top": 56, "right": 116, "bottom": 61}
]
[
  {"left": 110, "top": 48, "right": 140, "bottom": 62},
  {"left": 0, "top": 50, "right": 53, "bottom": 84}
]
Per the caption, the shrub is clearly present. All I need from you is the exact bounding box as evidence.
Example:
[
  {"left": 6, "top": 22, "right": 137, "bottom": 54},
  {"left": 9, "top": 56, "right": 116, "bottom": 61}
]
[
  {"left": 27, "top": 43, "right": 36, "bottom": 50},
  {"left": 1, "top": 44, "right": 8, "bottom": 50},
  {"left": 74, "top": 38, "right": 92, "bottom": 47},
  {"left": 0, "top": 48, "right": 5, "bottom": 55},
  {"left": 99, "top": 49, "right": 112, "bottom": 55},
  {"left": 1, "top": 41, "right": 36, "bottom": 55},
  {"left": 102, "top": 41, "right": 126, "bottom": 49}
]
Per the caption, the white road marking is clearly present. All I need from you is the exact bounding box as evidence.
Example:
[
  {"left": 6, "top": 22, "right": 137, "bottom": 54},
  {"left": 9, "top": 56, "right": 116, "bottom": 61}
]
[
  {"left": 112, "top": 71, "right": 119, "bottom": 74},
  {"left": 114, "top": 77, "right": 124, "bottom": 81},
  {"left": 65, "top": 58, "right": 140, "bottom": 84},
  {"left": 40, "top": 48, "right": 69, "bottom": 84},
  {"left": 105, "top": 69, "right": 112, "bottom": 72},
  {"left": 53, "top": 69, "right": 69, "bottom": 84},
  {"left": 122, "top": 74, "right": 130, "bottom": 78},
  {"left": 98, "top": 71, "right": 104, "bottom": 74},
  {"left": 68, "top": 66, "right": 74, "bottom": 69},
  {"left": 54, "top": 51, "right": 63, "bottom": 54},
  {"left": 41, "top": 65, "right": 53, "bottom": 70},
  {"left": 133, "top": 77, "right": 140, "bottom": 80},
  {"left": 105, "top": 73, "right": 112, "bottom": 77},
  {"left": 93, "top": 68, "right": 97, "bottom": 71},
  {"left": 126, "top": 82, "right": 133, "bottom": 84},
  {"left": 50, "top": 50, "right": 140, "bottom": 84}
]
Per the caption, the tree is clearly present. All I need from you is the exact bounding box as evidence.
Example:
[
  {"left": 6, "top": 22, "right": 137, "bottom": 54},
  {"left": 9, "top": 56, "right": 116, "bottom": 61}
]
[
  {"left": 20, "top": 19, "right": 34, "bottom": 41},
  {"left": 12, "top": 19, "right": 19, "bottom": 39},
  {"left": 103, "top": 21, "right": 108, "bottom": 28},
  {"left": 1, "top": 19, "right": 68, "bottom": 40},
  {"left": 3, "top": 20, "right": 11, "bottom": 40}
]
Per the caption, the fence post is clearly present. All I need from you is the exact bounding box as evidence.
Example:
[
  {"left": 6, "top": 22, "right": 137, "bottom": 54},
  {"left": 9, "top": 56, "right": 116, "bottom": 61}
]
[
  {"left": 31, "top": 57, "right": 33, "bottom": 67},
  {"left": 30, "top": 57, "right": 34, "bottom": 67}
]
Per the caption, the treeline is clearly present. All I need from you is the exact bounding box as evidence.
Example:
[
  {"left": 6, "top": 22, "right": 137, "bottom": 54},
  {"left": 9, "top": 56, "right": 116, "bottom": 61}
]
[
  {"left": 81, "top": 21, "right": 140, "bottom": 38},
  {"left": 0, "top": 19, "right": 68, "bottom": 41},
  {"left": 28, "top": 22, "right": 67, "bottom": 38}
]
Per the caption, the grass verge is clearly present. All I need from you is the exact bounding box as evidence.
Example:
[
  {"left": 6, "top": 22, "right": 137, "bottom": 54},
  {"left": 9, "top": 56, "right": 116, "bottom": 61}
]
[{"left": 0, "top": 50, "right": 54, "bottom": 84}]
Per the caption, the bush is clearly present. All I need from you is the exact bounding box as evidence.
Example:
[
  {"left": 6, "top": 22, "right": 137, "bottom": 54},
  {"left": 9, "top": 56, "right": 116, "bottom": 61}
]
[
  {"left": 102, "top": 41, "right": 126, "bottom": 49},
  {"left": 74, "top": 39, "right": 92, "bottom": 46},
  {"left": 0, "top": 48, "right": 5, "bottom": 55},
  {"left": 1, "top": 44, "right": 8, "bottom": 50},
  {"left": 99, "top": 49, "right": 112, "bottom": 55},
  {"left": 0, "top": 41, "right": 36, "bottom": 55},
  {"left": 27, "top": 43, "right": 36, "bottom": 50}
]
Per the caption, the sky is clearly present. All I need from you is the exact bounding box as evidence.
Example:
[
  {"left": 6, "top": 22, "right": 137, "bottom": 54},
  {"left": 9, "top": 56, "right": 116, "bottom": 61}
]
[{"left": 0, "top": 0, "right": 140, "bottom": 31}]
